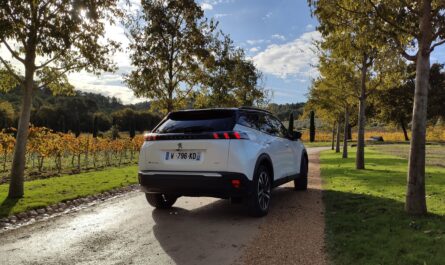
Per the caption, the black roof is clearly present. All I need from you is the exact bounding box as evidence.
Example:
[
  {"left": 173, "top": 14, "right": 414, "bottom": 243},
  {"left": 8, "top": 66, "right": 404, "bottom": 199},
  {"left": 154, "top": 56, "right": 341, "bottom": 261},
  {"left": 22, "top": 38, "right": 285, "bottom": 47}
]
[{"left": 171, "top": 107, "right": 271, "bottom": 115}]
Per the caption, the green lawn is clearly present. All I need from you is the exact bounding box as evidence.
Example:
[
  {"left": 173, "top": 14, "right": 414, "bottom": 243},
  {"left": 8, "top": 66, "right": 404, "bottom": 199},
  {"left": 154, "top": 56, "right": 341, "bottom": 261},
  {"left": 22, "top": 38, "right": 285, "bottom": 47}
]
[
  {"left": 0, "top": 166, "right": 138, "bottom": 218},
  {"left": 321, "top": 148, "right": 445, "bottom": 265},
  {"left": 371, "top": 143, "right": 445, "bottom": 168},
  {"left": 303, "top": 141, "right": 332, "bottom": 148}
]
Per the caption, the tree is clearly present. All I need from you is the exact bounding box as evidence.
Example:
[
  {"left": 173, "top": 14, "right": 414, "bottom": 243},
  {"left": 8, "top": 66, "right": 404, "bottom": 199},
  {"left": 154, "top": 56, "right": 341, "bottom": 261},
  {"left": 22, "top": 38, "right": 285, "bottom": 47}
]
[
  {"left": 125, "top": 0, "right": 213, "bottom": 114},
  {"left": 306, "top": 51, "right": 357, "bottom": 157},
  {"left": 288, "top": 113, "right": 294, "bottom": 135},
  {"left": 309, "top": 110, "right": 316, "bottom": 142},
  {"left": 363, "top": 0, "right": 445, "bottom": 215},
  {"left": 0, "top": 0, "right": 121, "bottom": 198},
  {"left": 0, "top": 100, "right": 15, "bottom": 129},
  {"left": 310, "top": 0, "right": 445, "bottom": 215},
  {"left": 342, "top": 106, "right": 349, "bottom": 158},
  {"left": 371, "top": 65, "right": 415, "bottom": 141},
  {"left": 92, "top": 115, "right": 99, "bottom": 138},
  {"left": 93, "top": 112, "right": 112, "bottom": 133},
  {"left": 188, "top": 31, "right": 267, "bottom": 109}
]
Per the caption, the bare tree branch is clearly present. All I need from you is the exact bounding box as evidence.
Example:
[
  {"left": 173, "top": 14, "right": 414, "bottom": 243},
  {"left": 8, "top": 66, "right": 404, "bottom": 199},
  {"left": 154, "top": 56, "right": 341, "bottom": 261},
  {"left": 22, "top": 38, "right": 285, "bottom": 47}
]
[
  {"left": 1, "top": 40, "right": 25, "bottom": 64},
  {"left": 35, "top": 53, "right": 63, "bottom": 69},
  {"left": 430, "top": 39, "right": 445, "bottom": 53},
  {"left": 0, "top": 56, "right": 22, "bottom": 83}
]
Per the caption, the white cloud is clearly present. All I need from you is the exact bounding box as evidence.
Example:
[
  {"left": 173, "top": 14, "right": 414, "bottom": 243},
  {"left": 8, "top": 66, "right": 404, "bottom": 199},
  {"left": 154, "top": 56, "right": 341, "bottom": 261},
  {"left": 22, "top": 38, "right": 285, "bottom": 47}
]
[
  {"left": 214, "top": 13, "right": 230, "bottom": 18},
  {"left": 249, "top": 47, "right": 260, "bottom": 53},
  {"left": 69, "top": 71, "right": 145, "bottom": 104},
  {"left": 271, "top": 34, "right": 286, "bottom": 41},
  {"left": 262, "top": 12, "right": 272, "bottom": 20},
  {"left": 201, "top": 3, "right": 213, "bottom": 10},
  {"left": 246, "top": 39, "right": 270, "bottom": 46},
  {"left": 253, "top": 31, "right": 322, "bottom": 79},
  {"left": 305, "top": 24, "right": 314, "bottom": 31}
]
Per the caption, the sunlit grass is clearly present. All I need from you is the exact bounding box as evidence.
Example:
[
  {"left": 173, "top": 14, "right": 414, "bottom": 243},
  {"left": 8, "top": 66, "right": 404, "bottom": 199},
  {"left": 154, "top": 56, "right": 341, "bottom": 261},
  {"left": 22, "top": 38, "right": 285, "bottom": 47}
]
[
  {"left": 0, "top": 166, "right": 138, "bottom": 218},
  {"left": 321, "top": 148, "right": 445, "bottom": 265}
]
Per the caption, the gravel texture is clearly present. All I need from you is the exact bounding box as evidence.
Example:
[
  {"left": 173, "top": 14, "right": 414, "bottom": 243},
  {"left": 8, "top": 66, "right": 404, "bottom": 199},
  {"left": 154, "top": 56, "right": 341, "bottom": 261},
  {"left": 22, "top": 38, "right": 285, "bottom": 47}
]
[{"left": 236, "top": 147, "right": 328, "bottom": 265}]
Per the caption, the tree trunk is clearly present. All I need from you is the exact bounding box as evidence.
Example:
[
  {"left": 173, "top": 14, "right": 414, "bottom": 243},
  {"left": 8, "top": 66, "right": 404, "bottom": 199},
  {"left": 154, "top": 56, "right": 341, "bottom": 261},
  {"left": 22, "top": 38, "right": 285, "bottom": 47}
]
[
  {"left": 343, "top": 108, "right": 349, "bottom": 159},
  {"left": 336, "top": 115, "right": 341, "bottom": 153},
  {"left": 8, "top": 67, "right": 35, "bottom": 198},
  {"left": 331, "top": 121, "right": 336, "bottom": 150},
  {"left": 356, "top": 53, "right": 368, "bottom": 169},
  {"left": 400, "top": 118, "right": 409, "bottom": 141},
  {"left": 347, "top": 124, "right": 352, "bottom": 140},
  {"left": 406, "top": 0, "right": 432, "bottom": 215}
]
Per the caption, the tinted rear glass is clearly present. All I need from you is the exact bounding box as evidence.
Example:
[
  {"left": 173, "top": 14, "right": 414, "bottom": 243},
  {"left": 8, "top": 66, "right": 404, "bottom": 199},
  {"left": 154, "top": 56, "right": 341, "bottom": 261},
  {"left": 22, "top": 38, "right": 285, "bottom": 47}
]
[{"left": 155, "top": 110, "right": 236, "bottom": 133}]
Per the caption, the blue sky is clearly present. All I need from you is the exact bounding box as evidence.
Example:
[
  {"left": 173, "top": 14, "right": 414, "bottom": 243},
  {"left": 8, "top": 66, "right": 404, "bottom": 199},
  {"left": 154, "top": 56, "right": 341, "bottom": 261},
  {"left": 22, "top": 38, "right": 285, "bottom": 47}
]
[{"left": 199, "top": 0, "right": 320, "bottom": 104}]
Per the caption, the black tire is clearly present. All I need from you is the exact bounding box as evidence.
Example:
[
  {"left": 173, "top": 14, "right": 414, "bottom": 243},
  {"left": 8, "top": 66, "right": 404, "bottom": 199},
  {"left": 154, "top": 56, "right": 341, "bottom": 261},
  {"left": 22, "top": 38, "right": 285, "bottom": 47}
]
[
  {"left": 247, "top": 165, "right": 272, "bottom": 217},
  {"left": 294, "top": 154, "right": 308, "bottom": 191},
  {"left": 145, "top": 193, "right": 177, "bottom": 209}
]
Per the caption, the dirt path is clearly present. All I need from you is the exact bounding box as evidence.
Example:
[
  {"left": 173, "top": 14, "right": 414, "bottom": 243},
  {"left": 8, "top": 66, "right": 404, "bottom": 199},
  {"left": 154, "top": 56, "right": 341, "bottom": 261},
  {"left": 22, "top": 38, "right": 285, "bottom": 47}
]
[{"left": 237, "top": 147, "right": 328, "bottom": 265}]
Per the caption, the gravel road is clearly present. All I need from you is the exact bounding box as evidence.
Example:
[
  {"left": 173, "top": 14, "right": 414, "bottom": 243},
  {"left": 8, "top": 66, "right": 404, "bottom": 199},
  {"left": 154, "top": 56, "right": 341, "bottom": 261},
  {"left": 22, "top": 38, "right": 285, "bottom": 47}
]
[{"left": 0, "top": 147, "right": 328, "bottom": 265}]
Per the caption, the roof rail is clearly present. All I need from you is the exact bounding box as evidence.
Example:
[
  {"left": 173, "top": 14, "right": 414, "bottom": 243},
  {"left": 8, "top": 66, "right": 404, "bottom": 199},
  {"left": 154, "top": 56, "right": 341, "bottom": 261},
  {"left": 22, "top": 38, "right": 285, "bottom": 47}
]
[{"left": 239, "top": 106, "right": 272, "bottom": 114}]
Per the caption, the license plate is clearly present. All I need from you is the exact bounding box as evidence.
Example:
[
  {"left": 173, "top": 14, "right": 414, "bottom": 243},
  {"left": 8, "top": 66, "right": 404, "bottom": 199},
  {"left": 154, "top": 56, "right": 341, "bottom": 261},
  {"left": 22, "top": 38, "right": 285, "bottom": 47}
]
[{"left": 165, "top": 151, "right": 201, "bottom": 161}]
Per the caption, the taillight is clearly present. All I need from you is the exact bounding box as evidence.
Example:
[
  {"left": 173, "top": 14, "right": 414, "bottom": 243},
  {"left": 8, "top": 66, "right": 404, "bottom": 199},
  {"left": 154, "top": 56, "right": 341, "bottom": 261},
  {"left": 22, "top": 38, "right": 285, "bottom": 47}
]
[
  {"left": 144, "top": 133, "right": 157, "bottom": 141},
  {"left": 213, "top": 131, "right": 249, "bottom": 140},
  {"left": 144, "top": 131, "right": 248, "bottom": 141},
  {"left": 231, "top": 179, "right": 241, "bottom": 188}
]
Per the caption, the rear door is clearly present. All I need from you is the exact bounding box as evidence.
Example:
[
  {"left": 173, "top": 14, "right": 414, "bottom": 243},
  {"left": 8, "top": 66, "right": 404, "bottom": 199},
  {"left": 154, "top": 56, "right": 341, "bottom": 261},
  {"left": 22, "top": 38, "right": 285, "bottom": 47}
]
[
  {"left": 139, "top": 110, "right": 236, "bottom": 172},
  {"left": 263, "top": 115, "right": 294, "bottom": 179}
]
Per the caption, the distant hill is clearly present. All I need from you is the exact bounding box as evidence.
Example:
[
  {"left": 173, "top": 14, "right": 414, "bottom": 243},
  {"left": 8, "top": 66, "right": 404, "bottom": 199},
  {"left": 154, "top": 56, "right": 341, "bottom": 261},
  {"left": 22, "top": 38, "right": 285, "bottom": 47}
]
[
  {"left": 0, "top": 87, "right": 151, "bottom": 113},
  {"left": 0, "top": 87, "right": 157, "bottom": 133},
  {"left": 268, "top": 102, "right": 306, "bottom": 121}
]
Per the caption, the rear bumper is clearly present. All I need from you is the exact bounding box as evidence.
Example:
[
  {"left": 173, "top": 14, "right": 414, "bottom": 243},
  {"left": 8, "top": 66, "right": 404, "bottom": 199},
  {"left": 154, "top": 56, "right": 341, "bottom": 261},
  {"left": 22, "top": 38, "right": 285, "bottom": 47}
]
[{"left": 138, "top": 171, "right": 252, "bottom": 198}]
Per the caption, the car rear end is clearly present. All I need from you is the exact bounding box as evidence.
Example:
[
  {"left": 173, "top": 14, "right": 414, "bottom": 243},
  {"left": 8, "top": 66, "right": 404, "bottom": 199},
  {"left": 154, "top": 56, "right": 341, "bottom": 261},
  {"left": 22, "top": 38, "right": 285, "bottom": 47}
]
[{"left": 138, "top": 109, "right": 252, "bottom": 198}]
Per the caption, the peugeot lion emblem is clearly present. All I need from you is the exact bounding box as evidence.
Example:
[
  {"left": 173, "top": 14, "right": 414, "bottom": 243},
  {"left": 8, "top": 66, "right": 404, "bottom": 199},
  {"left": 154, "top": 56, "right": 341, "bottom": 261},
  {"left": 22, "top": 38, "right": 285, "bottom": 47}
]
[{"left": 176, "top": 143, "right": 183, "bottom": 151}]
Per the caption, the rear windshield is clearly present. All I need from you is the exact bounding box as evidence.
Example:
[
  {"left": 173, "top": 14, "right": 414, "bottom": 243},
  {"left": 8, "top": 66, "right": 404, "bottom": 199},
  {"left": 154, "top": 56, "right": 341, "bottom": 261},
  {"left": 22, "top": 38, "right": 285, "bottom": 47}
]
[{"left": 154, "top": 110, "right": 236, "bottom": 133}]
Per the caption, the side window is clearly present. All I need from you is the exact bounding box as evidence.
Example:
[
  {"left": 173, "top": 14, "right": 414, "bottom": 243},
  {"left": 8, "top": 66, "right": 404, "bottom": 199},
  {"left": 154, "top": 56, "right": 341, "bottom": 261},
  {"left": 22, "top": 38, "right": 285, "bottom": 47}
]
[
  {"left": 238, "top": 111, "right": 288, "bottom": 138},
  {"left": 258, "top": 113, "right": 274, "bottom": 134},
  {"left": 237, "top": 111, "right": 258, "bottom": 129},
  {"left": 238, "top": 111, "right": 261, "bottom": 130},
  {"left": 266, "top": 115, "right": 288, "bottom": 138}
]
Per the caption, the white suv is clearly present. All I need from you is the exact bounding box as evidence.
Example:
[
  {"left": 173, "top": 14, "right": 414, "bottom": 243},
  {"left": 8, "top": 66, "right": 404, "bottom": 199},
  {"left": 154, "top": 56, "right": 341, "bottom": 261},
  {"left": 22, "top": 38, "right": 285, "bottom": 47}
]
[{"left": 138, "top": 107, "right": 308, "bottom": 217}]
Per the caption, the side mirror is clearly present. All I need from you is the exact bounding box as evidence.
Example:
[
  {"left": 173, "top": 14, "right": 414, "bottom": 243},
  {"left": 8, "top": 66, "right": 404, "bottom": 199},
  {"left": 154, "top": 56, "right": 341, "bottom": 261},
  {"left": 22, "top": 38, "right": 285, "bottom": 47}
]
[{"left": 292, "top": 131, "right": 302, "bottom": 140}]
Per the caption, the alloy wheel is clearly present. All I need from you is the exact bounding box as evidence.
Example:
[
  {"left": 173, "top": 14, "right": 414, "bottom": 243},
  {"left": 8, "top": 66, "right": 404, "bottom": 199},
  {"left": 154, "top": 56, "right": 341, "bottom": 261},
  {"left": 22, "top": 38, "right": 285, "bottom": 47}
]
[{"left": 257, "top": 170, "right": 271, "bottom": 210}]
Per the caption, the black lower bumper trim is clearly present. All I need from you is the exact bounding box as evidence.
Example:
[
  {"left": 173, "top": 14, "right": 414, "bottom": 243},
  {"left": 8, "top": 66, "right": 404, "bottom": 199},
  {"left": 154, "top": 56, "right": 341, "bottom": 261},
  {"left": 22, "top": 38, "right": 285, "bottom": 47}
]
[{"left": 138, "top": 171, "right": 252, "bottom": 198}]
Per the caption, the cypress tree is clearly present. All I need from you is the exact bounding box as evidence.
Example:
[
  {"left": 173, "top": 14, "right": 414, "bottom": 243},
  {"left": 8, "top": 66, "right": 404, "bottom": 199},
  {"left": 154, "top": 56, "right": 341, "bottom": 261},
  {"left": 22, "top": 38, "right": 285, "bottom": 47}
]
[
  {"left": 288, "top": 112, "right": 294, "bottom": 135},
  {"left": 309, "top": 110, "right": 316, "bottom": 142}
]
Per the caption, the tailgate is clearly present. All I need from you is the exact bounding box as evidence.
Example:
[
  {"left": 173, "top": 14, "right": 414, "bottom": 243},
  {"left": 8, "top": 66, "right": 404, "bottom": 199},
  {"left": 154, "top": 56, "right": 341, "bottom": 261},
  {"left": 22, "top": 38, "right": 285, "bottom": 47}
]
[{"left": 139, "top": 139, "right": 230, "bottom": 172}]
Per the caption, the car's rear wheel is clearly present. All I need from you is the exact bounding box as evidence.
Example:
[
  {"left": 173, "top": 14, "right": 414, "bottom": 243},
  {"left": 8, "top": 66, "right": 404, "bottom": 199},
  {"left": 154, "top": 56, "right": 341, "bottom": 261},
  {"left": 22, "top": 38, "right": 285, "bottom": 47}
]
[
  {"left": 247, "top": 165, "right": 271, "bottom": 217},
  {"left": 294, "top": 155, "right": 308, "bottom": 190},
  {"left": 145, "top": 193, "right": 177, "bottom": 209}
]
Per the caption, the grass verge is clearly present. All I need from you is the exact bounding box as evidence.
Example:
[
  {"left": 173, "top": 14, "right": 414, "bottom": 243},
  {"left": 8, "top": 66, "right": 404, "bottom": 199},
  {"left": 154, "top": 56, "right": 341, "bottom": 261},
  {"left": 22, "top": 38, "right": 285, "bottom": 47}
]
[
  {"left": 370, "top": 143, "right": 445, "bottom": 168},
  {"left": 320, "top": 148, "right": 445, "bottom": 265},
  {"left": 303, "top": 141, "right": 332, "bottom": 148},
  {"left": 0, "top": 166, "right": 138, "bottom": 218}
]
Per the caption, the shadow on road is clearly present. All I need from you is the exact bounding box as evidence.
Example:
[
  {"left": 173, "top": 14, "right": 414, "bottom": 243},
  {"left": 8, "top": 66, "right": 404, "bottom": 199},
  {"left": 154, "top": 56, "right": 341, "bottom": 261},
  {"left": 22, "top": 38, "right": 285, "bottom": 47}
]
[{"left": 150, "top": 186, "right": 316, "bottom": 265}]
